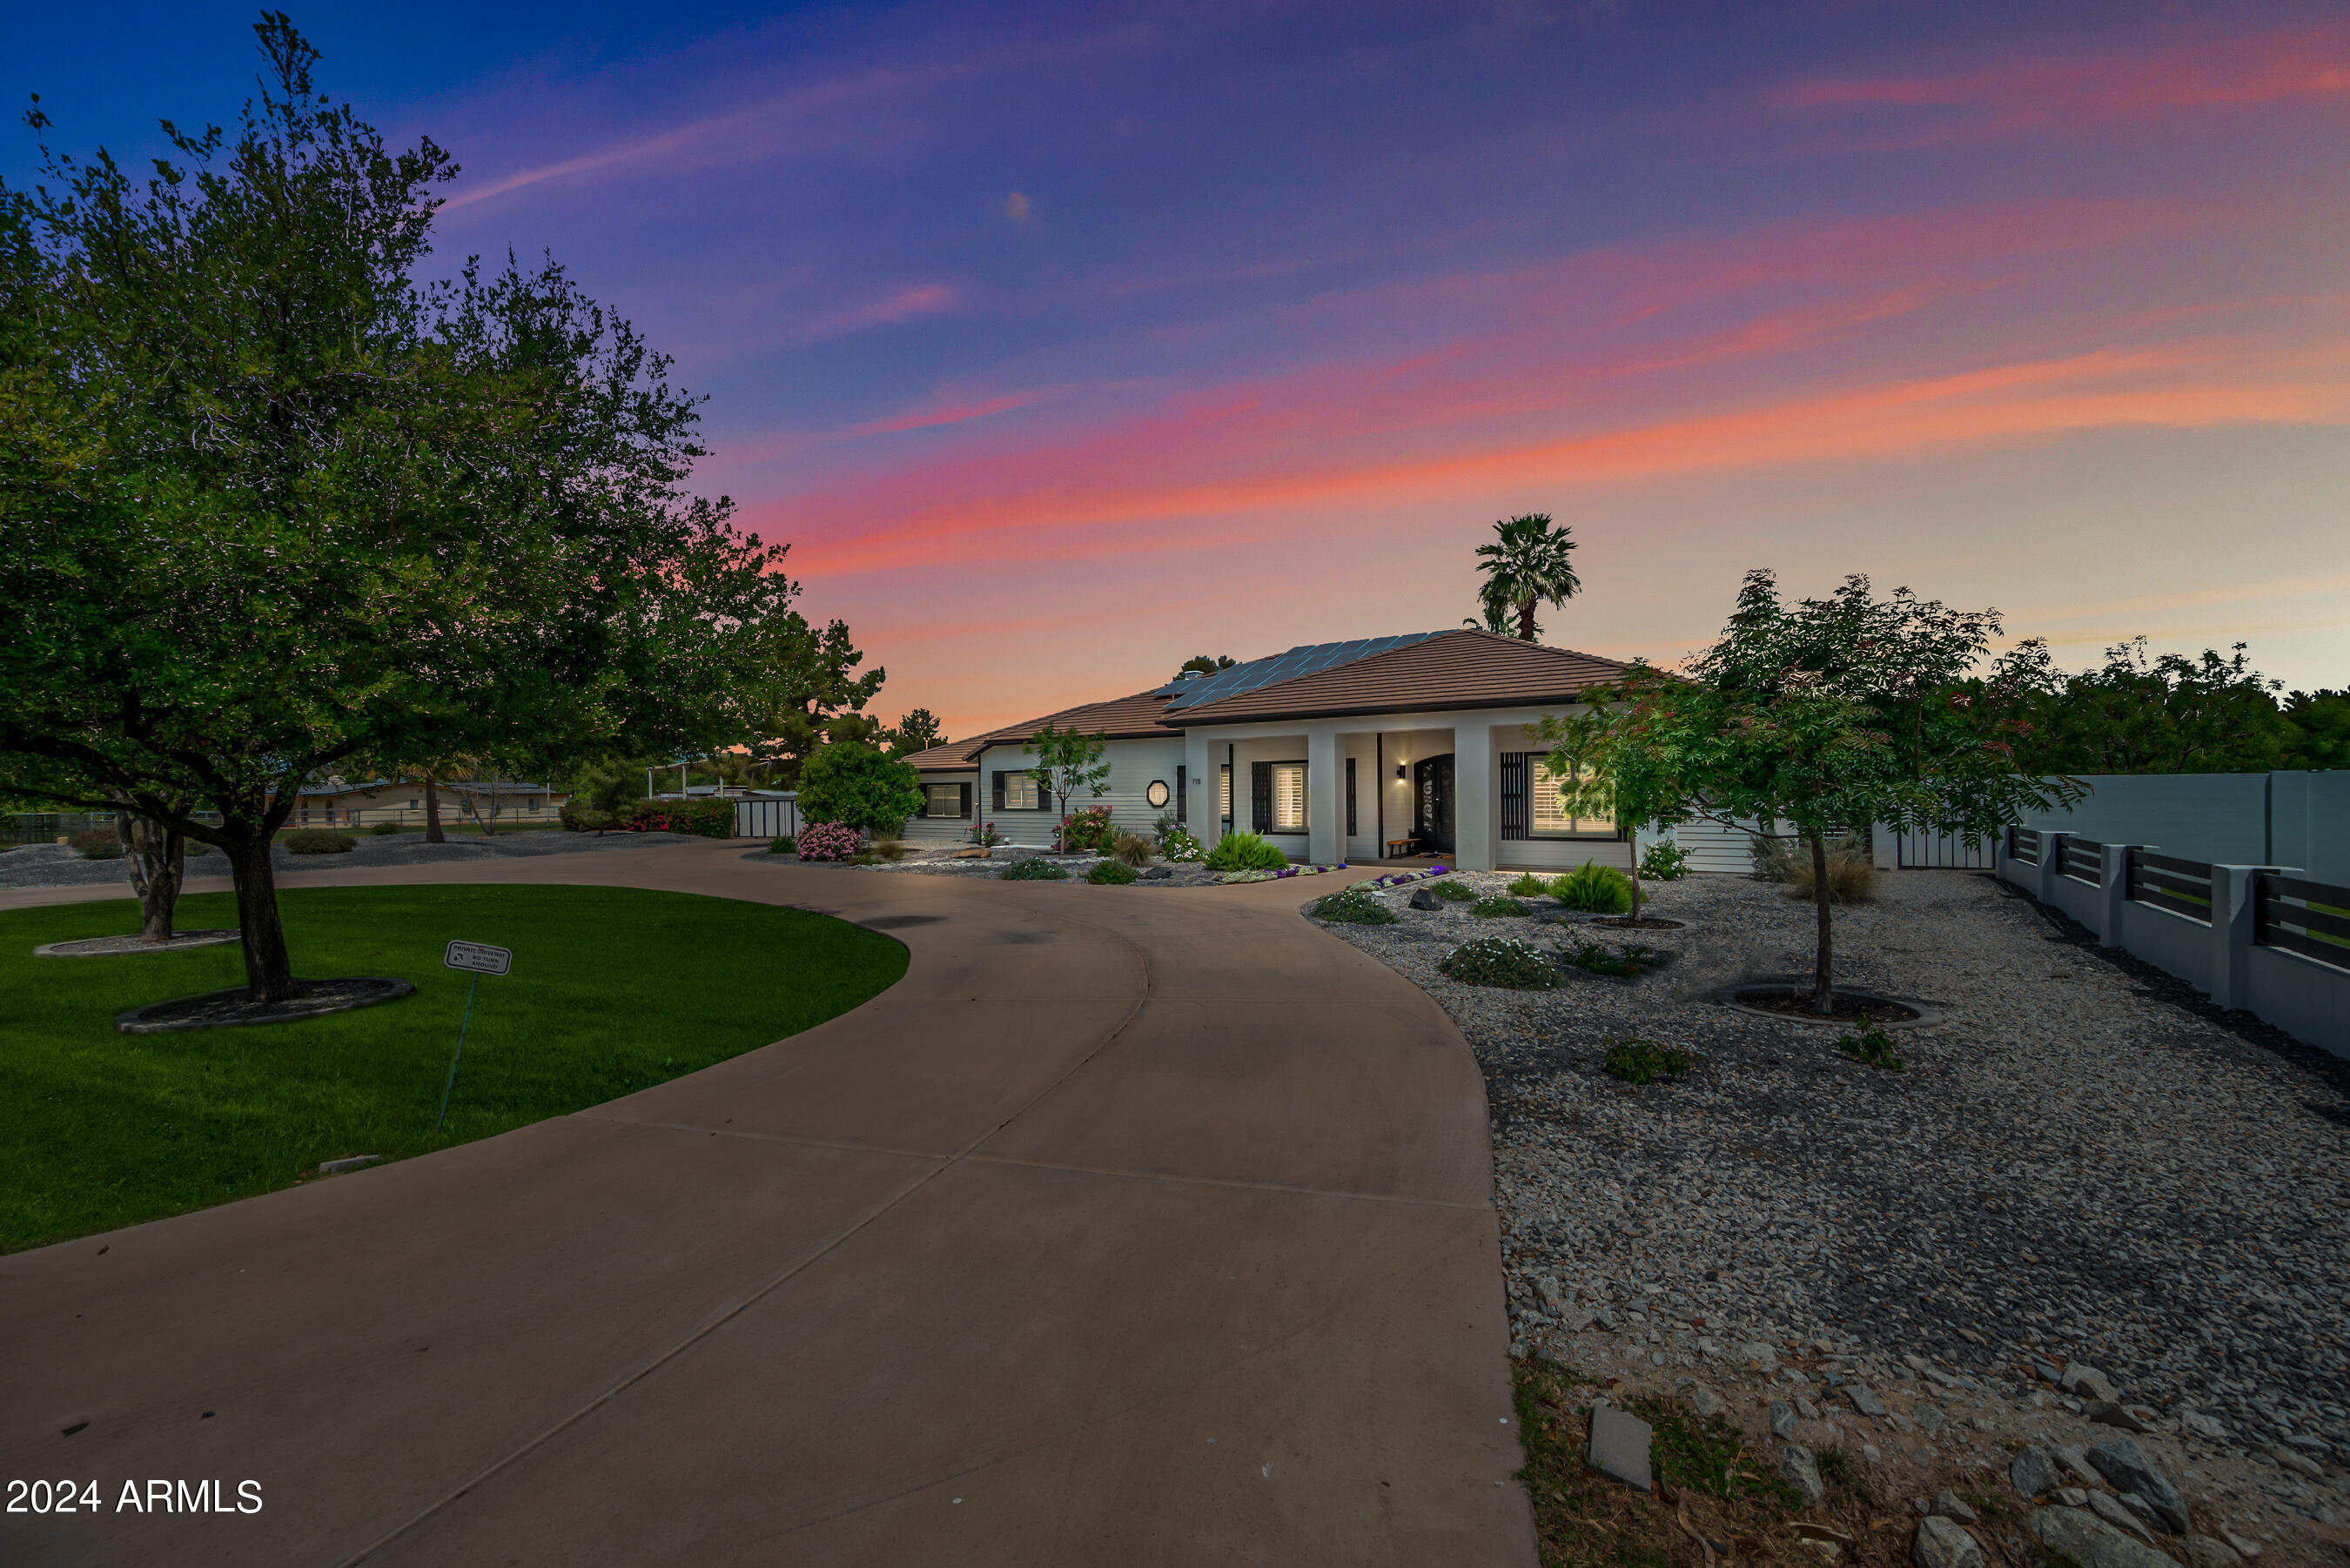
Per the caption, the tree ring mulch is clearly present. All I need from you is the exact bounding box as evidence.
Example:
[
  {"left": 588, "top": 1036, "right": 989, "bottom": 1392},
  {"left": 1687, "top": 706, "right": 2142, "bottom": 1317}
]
[
  {"left": 116, "top": 977, "right": 415, "bottom": 1035},
  {"left": 1712, "top": 980, "right": 1940, "bottom": 1028},
  {"left": 35, "top": 929, "right": 239, "bottom": 958}
]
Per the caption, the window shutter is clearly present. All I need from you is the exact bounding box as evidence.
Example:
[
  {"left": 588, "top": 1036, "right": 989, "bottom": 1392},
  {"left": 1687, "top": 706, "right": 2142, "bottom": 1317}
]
[
  {"left": 959, "top": 783, "right": 972, "bottom": 819},
  {"left": 1499, "top": 753, "right": 1528, "bottom": 841},
  {"left": 1346, "top": 757, "right": 1357, "bottom": 837},
  {"left": 992, "top": 772, "right": 1005, "bottom": 811},
  {"left": 1251, "top": 762, "right": 1272, "bottom": 833},
  {"left": 1176, "top": 766, "right": 1187, "bottom": 823},
  {"left": 916, "top": 787, "right": 930, "bottom": 818}
]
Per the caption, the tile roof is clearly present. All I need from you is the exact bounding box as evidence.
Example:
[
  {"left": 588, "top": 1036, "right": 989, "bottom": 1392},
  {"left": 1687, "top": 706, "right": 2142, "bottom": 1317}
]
[
  {"left": 1153, "top": 633, "right": 1442, "bottom": 710},
  {"left": 1159, "top": 629, "right": 1631, "bottom": 726},
  {"left": 903, "top": 688, "right": 1176, "bottom": 768}
]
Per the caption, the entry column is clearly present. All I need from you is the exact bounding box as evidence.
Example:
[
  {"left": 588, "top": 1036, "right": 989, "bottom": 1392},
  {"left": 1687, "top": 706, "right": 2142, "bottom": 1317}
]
[
  {"left": 1306, "top": 727, "right": 1341, "bottom": 865},
  {"left": 1453, "top": 723, "right": 1493, "bottom": 870}
]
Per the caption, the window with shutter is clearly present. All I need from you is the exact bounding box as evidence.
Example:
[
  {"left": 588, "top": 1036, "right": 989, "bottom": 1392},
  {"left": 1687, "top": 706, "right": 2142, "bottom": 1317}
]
[
  {"left": 1346, "top": 757, "right": 1357, "bottom": 837},
  {"left": 1250, "top": 761, "right": 1272, "bottom": 833},
  {"left": 957, "top": 783, "right": 972, "bottom": 819},
  {"left": 1499, "top": 752, "right": 1528, "bottom": 841},
  {"left": 992, "top": 771, "right": 1005, "bottom": 811},
  {"left": 1269, "top": 763, "right": 1306, "bottom": 832},
  {"left": 1176, "top": 766, "right": 1187, "bottom": 822}
]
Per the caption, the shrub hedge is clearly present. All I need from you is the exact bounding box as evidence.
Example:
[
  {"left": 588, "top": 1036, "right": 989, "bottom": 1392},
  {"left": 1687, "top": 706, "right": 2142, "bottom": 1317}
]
[
  {"left": 1205, "top": 830, "right": 1289, "bottom": 872},
  {"left": 564, "top": 796, "right": 736, "bottom": 838},
  {"left": 282, "top": 829, "right": 357, "bottom": 854}
]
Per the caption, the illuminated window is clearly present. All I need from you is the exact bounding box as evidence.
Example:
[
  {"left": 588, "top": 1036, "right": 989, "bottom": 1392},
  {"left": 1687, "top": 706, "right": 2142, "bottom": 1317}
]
[
  {"left": 1531, "top": 760, "right": 1612, "bottom": 835},
  {"left": 1272, "top": 763, "right": 1307, "bottom": 832}
]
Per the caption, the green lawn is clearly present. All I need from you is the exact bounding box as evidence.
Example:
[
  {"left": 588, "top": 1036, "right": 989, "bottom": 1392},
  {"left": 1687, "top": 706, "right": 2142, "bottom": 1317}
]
[{"left": 0, "top": 885, "right": 907, "bottom": 1252}]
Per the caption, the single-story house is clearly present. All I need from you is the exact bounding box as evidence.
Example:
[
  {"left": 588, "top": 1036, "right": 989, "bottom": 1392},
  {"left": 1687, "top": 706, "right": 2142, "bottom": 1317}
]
[{"left": 894, "top": 629, "right": 1652, "bottom": 871}]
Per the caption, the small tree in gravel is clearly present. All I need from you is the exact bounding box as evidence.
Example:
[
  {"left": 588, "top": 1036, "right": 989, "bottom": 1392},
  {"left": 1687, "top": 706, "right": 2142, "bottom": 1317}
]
[{"left": 1568, "top": 572, "right": 2082, "bottom": 1014}]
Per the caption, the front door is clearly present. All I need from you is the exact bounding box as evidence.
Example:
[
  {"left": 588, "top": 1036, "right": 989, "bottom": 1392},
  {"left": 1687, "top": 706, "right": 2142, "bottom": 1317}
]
[{"left": 1413, "top": 754, "right": 1455, "bottom": 854}]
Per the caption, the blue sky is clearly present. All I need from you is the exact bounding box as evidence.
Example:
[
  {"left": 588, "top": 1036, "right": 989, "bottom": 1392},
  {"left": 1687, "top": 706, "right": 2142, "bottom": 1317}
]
[{"left": 13, "top": 3, "right": 2348, "bottom": 731}]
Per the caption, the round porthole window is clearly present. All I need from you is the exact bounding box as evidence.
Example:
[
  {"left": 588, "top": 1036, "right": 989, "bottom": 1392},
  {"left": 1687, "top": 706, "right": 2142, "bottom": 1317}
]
[{"left": 1145, "top": 780, "right": 1171, "bottom": 808}]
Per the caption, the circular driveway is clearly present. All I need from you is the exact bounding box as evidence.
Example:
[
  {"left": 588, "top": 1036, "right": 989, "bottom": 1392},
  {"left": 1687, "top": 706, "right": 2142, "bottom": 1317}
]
[{"left": 0, "top": 843, "right": 1533, "bottom": 1566}]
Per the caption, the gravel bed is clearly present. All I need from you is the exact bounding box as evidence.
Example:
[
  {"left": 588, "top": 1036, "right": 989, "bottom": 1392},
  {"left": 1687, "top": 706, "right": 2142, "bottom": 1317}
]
[
  {"left": 744, "top": 842, "right": 1232, "bottom": 886},
  {"left": 1320, "top": 867, "right": 2350, "bottom": 1558},
  {"left": 0, "top": 830, "right": 702, "bottom": 890}
]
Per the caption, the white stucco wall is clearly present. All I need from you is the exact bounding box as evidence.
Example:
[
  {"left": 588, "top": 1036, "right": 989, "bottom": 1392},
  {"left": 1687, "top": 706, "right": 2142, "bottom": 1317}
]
[{"left": 966, "top": 736, "right": 1190, "bottom": 848}]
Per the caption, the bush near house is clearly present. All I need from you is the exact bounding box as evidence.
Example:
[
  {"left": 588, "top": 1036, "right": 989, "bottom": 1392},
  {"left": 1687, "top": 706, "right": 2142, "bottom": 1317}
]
[
  {"left": 68, "top": 828, "right": 123, "bottom": 860},
  {"left": 1158, "top": 825, "right": 1205, "bottom": 862},
  {"left": 1204, "top": 830, "right": 1288, "bottom": 872},
  {"left": 1753, "top": 835, "right": 1877, "bottom": 904},
  {"left": 1431, "top": 877, "right": 1477, "bottom": 902},
  {"left": 1085, "top": 859, "right": 1138, "bottom": 884},
  {"left": 768, "top": 834, "right": 796, "bottom": 856},
  {"left": 796, "top": 741, "right": 923, "bottom": 836},
  {"left": 1001, "top": 857, "right": 1069, "bottom": 881},
  {"left": 1472, "top": 895, "right": 1530, "bottom": 918},
  {"left": 1553, "top": 861, "right": 1633, "bottom": 913},
  {"left": 794, "top": 821, "right": 863, "bottom": 862},
  {"left": 1106, "top": 828, "right": 1153, "bottom": 868},
  {"left": 1060, "top": 806, "right": 1115, "bottom": 853},
  {"left": 370, "top": 821, "right": 404, "bottom": 836},
  {"left": 1506, "top": 872, "right": 1552, "bottom": 899},
  {"left": 282, "top": 830, "right": 357, "bottom": 854},
  {"left": 1638, "top": 840, "right": 1691, "bottom": 881}
]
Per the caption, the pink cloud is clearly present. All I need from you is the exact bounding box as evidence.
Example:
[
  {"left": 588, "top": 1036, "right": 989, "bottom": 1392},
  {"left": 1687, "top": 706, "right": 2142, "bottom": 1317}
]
[
  {"left": 851, "top": 391, "right": 1042, "bottom": 438},
  {"left": 1775, "top": 23, "right": 2350, "bottom": 139}
]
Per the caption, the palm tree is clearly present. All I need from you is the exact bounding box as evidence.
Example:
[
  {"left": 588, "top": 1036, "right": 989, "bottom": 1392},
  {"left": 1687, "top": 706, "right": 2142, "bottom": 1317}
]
[{"left": 1474, "top": 513, "right": 1580, "bottom": 642}]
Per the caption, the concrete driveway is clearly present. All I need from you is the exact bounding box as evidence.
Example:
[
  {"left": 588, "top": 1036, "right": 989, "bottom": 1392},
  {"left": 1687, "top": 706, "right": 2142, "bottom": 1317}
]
[{"left": 0, "top": 844, "right": 1534, "bottom": 1566}]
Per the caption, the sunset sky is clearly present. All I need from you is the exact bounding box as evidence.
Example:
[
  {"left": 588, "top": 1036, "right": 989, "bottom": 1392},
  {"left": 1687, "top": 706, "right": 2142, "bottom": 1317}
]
[{"left": 13, "top": 3, "right": 2349, "bottom": 734}]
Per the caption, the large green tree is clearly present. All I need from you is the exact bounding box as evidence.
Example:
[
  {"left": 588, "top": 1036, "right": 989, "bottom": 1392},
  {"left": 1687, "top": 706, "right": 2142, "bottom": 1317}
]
[
  {"left": 0, "top": 18, "right": 798, "bottom": 1002},
  {"left": 795, "top": 740, "right": 923, "bottom": 835},
  {"left": 1474, "top": 513, "right": 1580, "bottom": 643},
  {"left": 1963, "top": 639, "right": 2295, "bottom": 775}
]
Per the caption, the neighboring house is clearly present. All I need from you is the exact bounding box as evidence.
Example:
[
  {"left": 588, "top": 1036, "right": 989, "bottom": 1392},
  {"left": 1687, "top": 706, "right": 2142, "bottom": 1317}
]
[
  {"left": 290, "top": 778, "right": 567, "bottom": 826},
  {"left": 895, "top": 629, "right": 1642, "bottom": 870}
]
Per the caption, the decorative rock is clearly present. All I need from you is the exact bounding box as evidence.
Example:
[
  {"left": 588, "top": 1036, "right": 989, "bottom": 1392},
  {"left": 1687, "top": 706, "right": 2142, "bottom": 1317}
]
[
  {"left": 1781, "top": 1444, "right": 1826, "bottom": 1506},
  {"left": 2179, "top": 1411, "right": 2228, "bottom": 1442},
  {"left": 1796, "top": 1396, "right": 1821, "bottom": 1420},
  {"left": 2180, "top": 1538, "right": 2244, "bottom": 1568},
  {"left": 1592, "top": 1307, "right": 1618, "bottom": 1331},
  {"left": 2055, "top": 1444, "right": 2105, "bottom": 1489},
  {"left": 2030, "top": 1504, "right": 2187, "bottom": 1568},
  {"left": 2056, "top": 1488, "right": 2091, "bottom": 1507},
  {"left": 2089, "top": 1490, "right": 2154, "bottom": 1541},
  {"left": 1910, "top": 1447, "right": 1937, "bottom": 1467},
  {"left": 2217, "top": 1526, "right": 2262, "bottom": 1558},
  {"left": 2089, "top": 1401, "right": 2154, "bottom": 1433},
  {"left": 2087, "top": 1438, "right": 2189, "bottom": 1533},
  {"left": 1535, "top": 1276, "right": 1569, "bottom": 1315},
  {"left": 1931, "top": 1491, "right": 1978, "bottom": 1524},
  {"left": 1588, "top": 1404, "right": 1653, "bottom": 1492},
  {"left": 1407, "top": 888, "right": 1443, "bottom": 912},
  {"left": 1912, "top": 1515, "right": 1984, "bottom": 1568},
  {"left": 1689, "top": 1384, "right": 1725, "bottom": 1419},
  {"left": 1741, "top": 1341, "right": 1781, "bottom": 1374},
  {"left": 1139, "top": 865, "right": 1173, "bottom": 880},
  {"left": 2271, "top": 1445, "right": 2322, "bottom": 1479},
  {"left": 1915, "top": 1406, "right": 1947, "bottom": 1437},
  {"left": 2062, "top": 1363, "right": 2121, "bottom": 1404},
  {"left": 1848, "top": 1386, "right": 1889, "bottom": 1418},
  {"left": 1771, "top": 1400, "right": 1798, "bottom": 1440}
]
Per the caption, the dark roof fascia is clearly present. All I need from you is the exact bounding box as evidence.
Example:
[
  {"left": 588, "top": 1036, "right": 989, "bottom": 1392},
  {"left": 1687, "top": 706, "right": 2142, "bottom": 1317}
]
[{"left": 1161, "top": 690, "right": 1609, "bottom": 728}]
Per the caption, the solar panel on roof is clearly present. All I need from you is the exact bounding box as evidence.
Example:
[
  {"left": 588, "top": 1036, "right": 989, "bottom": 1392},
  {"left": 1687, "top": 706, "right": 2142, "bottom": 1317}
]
[{"left": 1158, "top": 631, "right": 1444, "bottom": 711}]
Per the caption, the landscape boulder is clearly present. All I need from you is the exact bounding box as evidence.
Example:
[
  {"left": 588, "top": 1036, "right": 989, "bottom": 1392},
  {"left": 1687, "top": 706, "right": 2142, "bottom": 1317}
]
[
  {"left": 1912, "top": 1515, "right": 1984, "bottom": 1568},
  {"left": 2087, "top": 1437, "right": 2189, "bottom": 1533},
  {"left": 2030, "top": 1504, "right": 2186, "bottom": 1568}
]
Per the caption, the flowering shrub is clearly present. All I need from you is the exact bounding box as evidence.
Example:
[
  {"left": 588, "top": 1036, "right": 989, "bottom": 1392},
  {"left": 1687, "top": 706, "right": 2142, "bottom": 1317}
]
[
  {"left": 1311, "top": 886, "right": 1396, "bottom": 925},
  {"left": 967, "top": 821, "right": 1004, "bottom": 848},
  {"left": 1438, "top": 935, "right": 1559, "bottom": 990},
  {"left": 795, "top": 821, "right": 863, "bottom": 862},
  {"left": 1638, "top": 840, "right": 1691, "bottom": 881},
  {"left": 1158, "top": 826, "right": 1205, "bottom": 862},
  {"left": 1060, "top": 805, "right": 1114, "bottom": 853},
  {"left": 1001, "top": 856, "right": 1069, "bottom": 881},
  {"left": 581, "top": 797, "right": 737, "bottom": 838}
]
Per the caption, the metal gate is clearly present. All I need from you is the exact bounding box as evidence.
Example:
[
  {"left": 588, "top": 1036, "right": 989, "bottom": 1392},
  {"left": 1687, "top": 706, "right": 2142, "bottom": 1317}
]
[{"left": 1895, "top": 828, "right": 1995, "bottom": 869}]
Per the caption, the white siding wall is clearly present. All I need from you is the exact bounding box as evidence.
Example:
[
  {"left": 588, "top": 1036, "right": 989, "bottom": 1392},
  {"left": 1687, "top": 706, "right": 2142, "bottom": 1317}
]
[
  {"left": 903, "top": 772, "right": 980, "bottom": 844},
  {"left": 1665, "top": 817, "right": 1757, "bottom": 874},
  {"left": 1488, "top": 720, "right": 1630, "bottom": 872},
  {"left": 1221, "top": 735, "right": 1315, "bottom": 856},
  {"left": 969, "top": 737, "right": 1190, "bottom": 848}
]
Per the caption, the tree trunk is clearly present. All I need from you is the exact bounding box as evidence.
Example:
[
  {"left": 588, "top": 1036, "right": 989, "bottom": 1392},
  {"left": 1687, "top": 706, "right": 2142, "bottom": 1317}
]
[
  {"left": 1628, "top": 853, "right": 1643, "bottom": 926},
  {"left": 225, "top": 827, "right": 299, "bottom": 1003},
  {"left": 1518, "top": 599, "right": 1539, "bottom": 642},
  {"left": 1809, "top": 830, "right": 1835, "bottom": 1015},
  {"left": 423, "top": 777, "right": 445, "bottom": 844},
  {"left": 117, "top": 810, "right": 185, "bottom": 941}
]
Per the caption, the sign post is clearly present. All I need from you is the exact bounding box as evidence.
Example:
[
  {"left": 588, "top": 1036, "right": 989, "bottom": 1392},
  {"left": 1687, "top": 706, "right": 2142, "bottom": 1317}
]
[{"left": 437, "top": 941, "right": 513, "bottom": 1134}]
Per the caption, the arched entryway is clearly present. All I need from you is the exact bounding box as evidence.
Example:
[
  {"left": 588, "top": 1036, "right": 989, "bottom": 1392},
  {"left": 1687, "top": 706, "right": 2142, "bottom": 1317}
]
[{"left": 1413, "top": 754, "right": 1455, "bottom": 855}]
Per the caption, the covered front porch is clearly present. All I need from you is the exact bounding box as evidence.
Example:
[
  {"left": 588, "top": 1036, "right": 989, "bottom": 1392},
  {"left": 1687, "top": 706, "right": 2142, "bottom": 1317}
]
[{"left": 1180, "top": 709, "right": 1637, "bottom": 873}]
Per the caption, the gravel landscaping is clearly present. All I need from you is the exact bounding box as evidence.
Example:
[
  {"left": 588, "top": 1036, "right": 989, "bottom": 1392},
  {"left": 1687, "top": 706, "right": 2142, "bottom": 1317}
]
[
  {"left": 0, "top": 830, "right": 703, "bottom": 890},
  {"left": 1318, "top": 867, "right": 2350, "bottom": 1564}
]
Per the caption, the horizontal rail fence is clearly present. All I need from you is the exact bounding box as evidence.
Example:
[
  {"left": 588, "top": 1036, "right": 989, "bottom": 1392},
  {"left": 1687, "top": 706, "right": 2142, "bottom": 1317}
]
[
  {"left": 2058, "top": 834, "right": 2104, "bottom": 885},
  {"left": 2256, "top": 873, "right": 2350, "bottom": 972},
  {"left": 2127, "top": 850, "right": 2213, "bottom": 923},
  {"left": 2006, "top": 825, "right": 2039, "bottom": 866}
]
